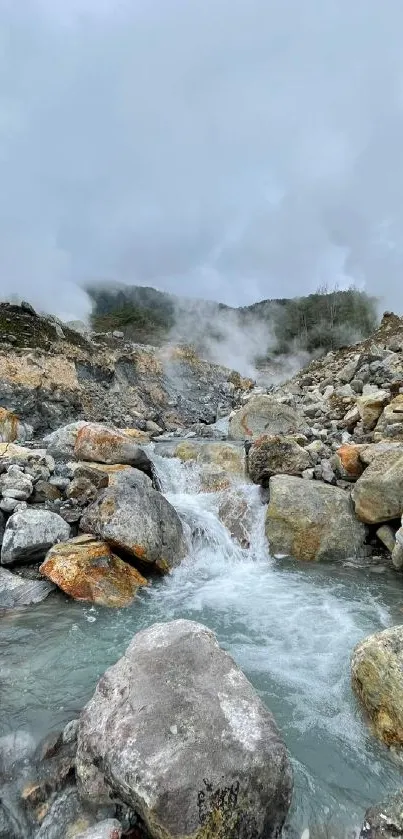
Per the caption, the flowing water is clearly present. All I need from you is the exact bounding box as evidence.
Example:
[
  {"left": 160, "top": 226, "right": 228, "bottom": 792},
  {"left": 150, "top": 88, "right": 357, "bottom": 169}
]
[{"left": 1, "top": 444, "right": 403, "bottom": 835}]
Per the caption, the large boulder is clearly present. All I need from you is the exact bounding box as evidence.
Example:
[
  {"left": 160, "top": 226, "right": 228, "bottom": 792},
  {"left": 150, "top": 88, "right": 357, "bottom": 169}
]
[
  {"left": 374, "top": 394, "right": 403, "bottom": 442},
  {"left": 44, "top": 421, "right": 88, "bottom": 459},
  {"left": 248, "top": 435, "right": 310, "bottom": 485},
  {"left": 228, "top": 395, "right": 309, "bottom": 441},
  {"left": 76, "top": 620, "right": 293, "bottom": 839},
  {"left": 74, "top": 423, "right": 151, "bottom": 472},
  {"left": 0, "top": 567, "right": 54, "bottom": 608},
  {"left": 40, "top": 535, "right": 147, "bottom": 608},
  {"left": 351, "top": 626, "right": 403, "bottom": 746},
  {"left": 266, "top": 475, "right": 366, "bottom": 562},
  {"left": 198, "top": 443, "right": 245, "bottom": 476},
  {"left": 80, "top": 470, "right": 187, "bottom": 574},
  {"left": 1, "top": 509, "right": 70, "bottom": 566},
  {"left": 352, "top": 448, "right": 403, "bottom": 523}
]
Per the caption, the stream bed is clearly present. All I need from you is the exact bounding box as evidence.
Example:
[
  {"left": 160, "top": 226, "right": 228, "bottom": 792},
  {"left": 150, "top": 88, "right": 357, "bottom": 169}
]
[{"left": 1, "top": 446, "right": 403, "bottom": 835}]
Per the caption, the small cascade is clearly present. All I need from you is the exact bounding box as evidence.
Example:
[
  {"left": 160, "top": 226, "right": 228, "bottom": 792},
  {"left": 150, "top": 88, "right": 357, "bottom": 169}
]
[{"left": 0, "top": 441, "right": 402, "bottom": 837}]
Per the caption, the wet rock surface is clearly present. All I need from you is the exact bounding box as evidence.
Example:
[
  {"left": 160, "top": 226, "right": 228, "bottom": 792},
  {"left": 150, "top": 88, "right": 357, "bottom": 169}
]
[
  {"left": 351, "top": 626, "right": 403, "bottom": 747},
  {"left": 76, "top": 619, "right": 293, "bottom": 839}
]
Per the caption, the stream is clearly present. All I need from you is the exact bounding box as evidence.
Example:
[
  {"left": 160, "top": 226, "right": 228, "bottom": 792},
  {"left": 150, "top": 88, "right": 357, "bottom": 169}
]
[{"left": 1, "top": 443, "right": 403, "bottom": 836}]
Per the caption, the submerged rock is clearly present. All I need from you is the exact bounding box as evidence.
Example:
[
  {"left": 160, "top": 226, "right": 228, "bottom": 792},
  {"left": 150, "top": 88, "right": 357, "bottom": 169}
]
[
  {"left": 77, "top": 619, "right": 293, "bottom": 839},
  {"left": 248, "top": 435, "right": 310, "bottom": 485},
  {"left": 352, "top": 448, "right": 403, "bottom": 523},
  {"left": 40, "top": 535, "right": 147, "bottom": 607},
  {"left": 351, "top": 626, "right": 403, "bottom": 747},
  {"left": 218, "top": 489, "right": 253, "bottom": 548},
  {"left": 266, "top": 475, "right": 366, "bottom": 562},
  {"left": 80, "top": 470, "right": 187, "bottom": 573},
  {"left": 229, "top": 395, "right": 309, "bottom": 440},
  {"left": 1, "top": 509, "right": 70, "bottom": 566}
]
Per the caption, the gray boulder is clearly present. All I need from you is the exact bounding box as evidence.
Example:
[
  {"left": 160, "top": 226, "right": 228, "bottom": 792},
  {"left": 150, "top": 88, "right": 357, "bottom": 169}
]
[
  {"left": 1, "top": 509, "right": 70, "bottom": 566},
  {"left": 0, "top": 465, "right": 33, "bottom": 500},
  {"left": 77, "top": 620, "right": 293, "bottom": 839},
  {"left": 266, "top": 475, "right": 366, "bottom": 562},
  {"left": 80, "top": 470, "right": 187, "bottom": 573},
  {"left": 44, "top": 421, "right": 88, "bottom": 459},
  {"left": 0, "top": 511, "right": 4, "bottom": 545},
  {"left": 0, "top": 567, "right": 54, "bottom": 608},
  {"left": 229, "top": 395, "right": 309, "bottom": 441},
  {"left": 73, "top": 423, "right": 152, "bottom": 472}
]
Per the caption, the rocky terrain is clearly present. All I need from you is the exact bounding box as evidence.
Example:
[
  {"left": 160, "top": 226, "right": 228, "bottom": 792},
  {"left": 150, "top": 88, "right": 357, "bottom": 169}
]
[{"left": 2, "top": 303, "right": 403, "bottom": 838}]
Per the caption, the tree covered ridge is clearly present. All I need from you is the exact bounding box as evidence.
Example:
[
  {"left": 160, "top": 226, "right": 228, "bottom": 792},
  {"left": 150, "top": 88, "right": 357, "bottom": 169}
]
[{"left": 87, "top": 283, "right": 379, "bottom": 357}]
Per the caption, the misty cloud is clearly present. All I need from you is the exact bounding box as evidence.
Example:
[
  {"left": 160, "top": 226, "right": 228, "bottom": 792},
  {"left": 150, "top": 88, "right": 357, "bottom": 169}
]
[{"left": 1, "top": 0, "right": 403, "bottom": 317}]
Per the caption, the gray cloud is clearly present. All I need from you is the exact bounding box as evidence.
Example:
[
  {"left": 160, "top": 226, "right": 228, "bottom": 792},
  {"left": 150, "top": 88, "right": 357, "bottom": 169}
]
[{"left": 1, "top": 0, "right": 403, "bottom": 318}]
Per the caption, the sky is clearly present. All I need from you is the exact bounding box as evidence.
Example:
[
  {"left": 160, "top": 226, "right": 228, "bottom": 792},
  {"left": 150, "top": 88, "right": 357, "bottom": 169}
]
[{"left": 1, "top": 0, "right": 403, "bottom": 319}]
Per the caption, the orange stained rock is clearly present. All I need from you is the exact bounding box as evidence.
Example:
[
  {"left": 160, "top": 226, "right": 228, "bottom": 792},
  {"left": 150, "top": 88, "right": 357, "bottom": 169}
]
[{"left": 40, "top": 535, "right": 148, "bottom": 608}]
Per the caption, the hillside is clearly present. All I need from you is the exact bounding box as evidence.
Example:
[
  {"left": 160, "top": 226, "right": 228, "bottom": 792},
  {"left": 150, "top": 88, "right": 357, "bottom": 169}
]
[{"left": 87, "top": 283, "right": 379, "bottom": 366}]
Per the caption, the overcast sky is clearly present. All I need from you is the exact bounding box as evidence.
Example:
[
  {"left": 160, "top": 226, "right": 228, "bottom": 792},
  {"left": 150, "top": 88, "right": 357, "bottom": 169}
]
[{"left": 1, "top": 0, "right": 403, "bottom": 318}]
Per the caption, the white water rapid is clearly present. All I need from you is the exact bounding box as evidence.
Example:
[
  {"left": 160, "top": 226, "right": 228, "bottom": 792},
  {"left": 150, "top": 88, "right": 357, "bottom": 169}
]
[{"left": 1, "top": 443, "right": 402, "bottom": 836}]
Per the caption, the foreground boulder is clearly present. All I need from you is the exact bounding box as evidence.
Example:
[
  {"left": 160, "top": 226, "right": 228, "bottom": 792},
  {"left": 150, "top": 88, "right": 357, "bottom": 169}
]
[
  {"left": 73, "top": 819, "right": 122, "bottom": 839},
  {"left": 351, "top": 626, "right": 403, "bottom": 747},
  {"left": 81, "top": 470, "right": 187, "bottom": 573},
  {"left": 229, "top": 395, "right": 309, "bottom": 440},
  {"left": 266, "top": 475, "right": 366, "bottom": 562},
  {"left": 74, "top": 423, "right": 152, "bottom": 472},
  {"left": 77, "top": 620, "right": 293, "bottom": 839},
  {"left": 361, "top": 790, "right": 403, "bottom": 839},
  {"left": 40, "top": 535, "right": 147, "bottom": 607},
  {"left": 248, "top": 435, "right": 310, "bottom": 485},
  {"left": 352, "top": 448, "right": 403, "bottom": 523},
  {"left": 1, "top": 509, "right": 70, "bottom": 566}
]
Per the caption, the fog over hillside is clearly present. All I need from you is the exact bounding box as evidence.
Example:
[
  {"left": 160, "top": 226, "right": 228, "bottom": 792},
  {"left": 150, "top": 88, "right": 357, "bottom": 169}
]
[{"left": 1, "top": 1, "right": 403, "bottom": 318}]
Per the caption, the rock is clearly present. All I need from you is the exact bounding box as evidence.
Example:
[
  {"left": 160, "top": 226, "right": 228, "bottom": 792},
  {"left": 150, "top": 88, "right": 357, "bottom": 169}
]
[
  {"left": 375, "top": 395, "right": 403, "bottom": 442},
  {"left": 174, "top": 441, "right": 199, "bottom": 462},
  {"left": 0, "top": 567, "right": 54, "bottom": 608},
  {"left": 199, "top": 463, "right": 231, "bottom": 492},
  {"left": 219, "top": 489, "right": 252, "bottom": 548},
  {"left": 360, "top": 790, "right": 403, "bottom": 839},
  {"left": 67, "top": 476, "right": 99, "bottom": 506},
  {"left": 1, "top": 509, "right": 70, "bottom": 566},
  {"left": 40, "top": 535, "right": 148, "bottom": 607},
  {"left": 392, "top": 528, "right": 403, "bottom": 570},
  {"left": 80, "top": 471, "right": 187, "bottom": 574},
  {"left": 0, "top": 465, "right": 33, "bottom": 500},
  {"left": 376, "top": 525, "right": 396, "bottom": 554},
  {"left": 248, "top": 435, "right": 311, "bottom": 485},
  {"left": 228, "top": 395, "right": 309, "bottom": 440},
  {"left": 74, "top": 822, "right": 122, "bottom": 839},
  {"left": 31, "top": 480, "right": 62, "bottom": 504},
  {"left": 33, "top": 786, "right": 111, "bottom": 839},
  {"left": 0, "top": 407, "right": 31, "bottom": 442},
  {"left": 351, "top": 625, "right": 403, "bottom": 746},
  {"left": 123, "top": 427, "right": 151, "bottom": 444},
  {"left": 338, "top": 357, "right": 359, "bottom": 383},
  {"left": 44, "top": 422, "right": 88, "bottom": 459},
  {"left": 76, "top": 619, "right": 293, "bottom": 839},
  {"left": 0, "top": 498, "right": 26, "bottom": 513},
  {"left": 352, "top": 449, "right": 403, "bottom": 523},
  {"left": 74, "top": 424, "right": 152, "bottom": 473},
  {"left": 0, "top": 510, "right": 4, "bottom": 545},
  {"left": 62, "top": 719, "right": 79, "bottom": 745},
  {"left": 145, "top": 420, "right": 163, "bottom": 436},
  {"left": 333, "top": 444, "right": 365, "bottom": 479},
  {"left": 357, "top": 391, "right": 390, "bottom": 431},
  {"left": 266, "top": 475, "right": 366, "bottom": 562},
  {"left": 198, "top": 443, "right": 245, "bottom": 476}
]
